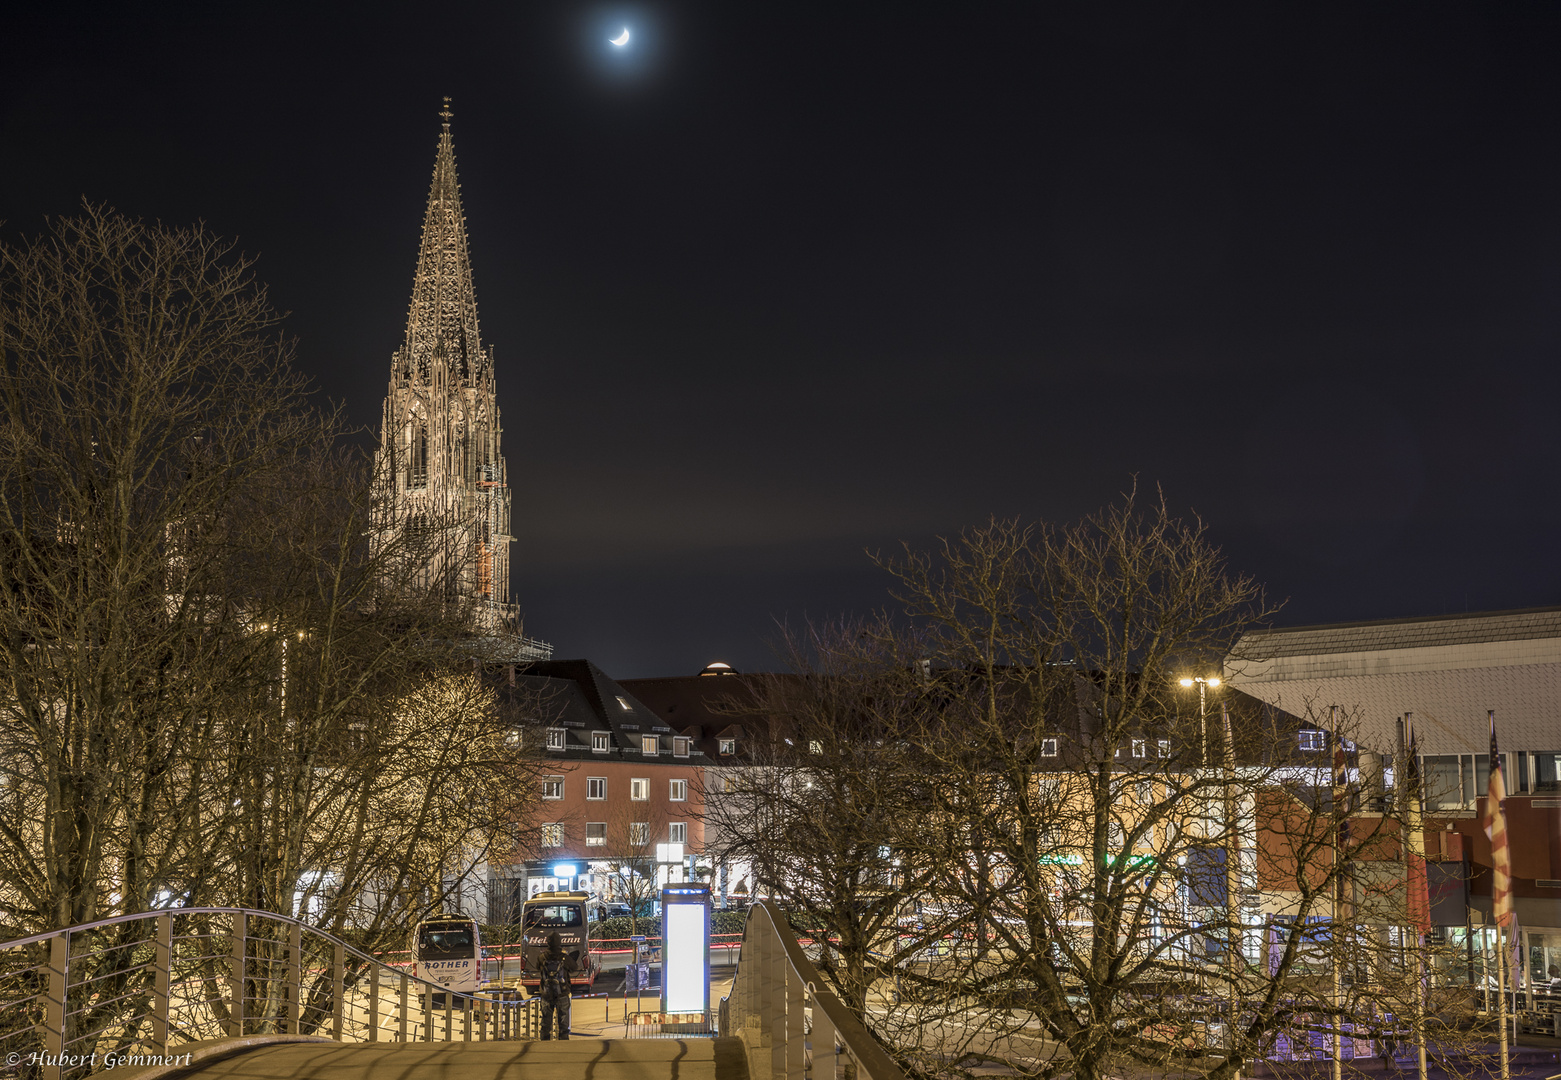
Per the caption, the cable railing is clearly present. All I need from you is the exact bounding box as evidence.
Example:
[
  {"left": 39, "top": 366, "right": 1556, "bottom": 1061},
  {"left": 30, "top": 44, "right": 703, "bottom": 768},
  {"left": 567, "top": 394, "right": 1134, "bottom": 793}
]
[
  {"left": 0, "top": 907, "right": 542, "bottom": 1080},
  {"left": 720, "top": 900, "right": 907, "bottom": 1080}
]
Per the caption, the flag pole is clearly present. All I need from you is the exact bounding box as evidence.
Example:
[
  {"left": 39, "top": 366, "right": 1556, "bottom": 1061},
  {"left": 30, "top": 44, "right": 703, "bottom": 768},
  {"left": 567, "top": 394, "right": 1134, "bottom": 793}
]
[
  {"left": 1403, "top": 712, "right": 1428, "bottom": 1080},
  {"left": 1497, "top": 917, "right": 1509, "bottom": 1080},
  {"left": 1487, "top": 710, "right": 1510, "bottom": 1080},
  {"left": 1330, "top": 704, "right": 1344, "bottom": 1080}
]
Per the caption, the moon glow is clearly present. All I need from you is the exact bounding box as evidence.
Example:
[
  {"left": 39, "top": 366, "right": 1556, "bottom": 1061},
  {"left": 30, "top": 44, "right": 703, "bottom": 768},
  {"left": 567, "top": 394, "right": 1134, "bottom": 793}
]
[{"left": 610, "top": 28, "right": 630, "bottom": 46}]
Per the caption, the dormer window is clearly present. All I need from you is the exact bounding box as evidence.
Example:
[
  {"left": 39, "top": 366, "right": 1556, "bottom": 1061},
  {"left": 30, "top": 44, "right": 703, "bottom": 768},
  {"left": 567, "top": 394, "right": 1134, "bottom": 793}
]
[
  {"left": 546, "top": 728, "right": 566, "bottom": 751},
  {"left": 592, "top": 731, "right": 611, "bottom": 753},
  {"left": 719, "top": 738, "right": 736, "bottom": 755},
  {"left": 674, "top": 737, "right": 691, "bottom": 758},
  {"left": 642, "top": 735, "right": 659, "bottom": 756}
]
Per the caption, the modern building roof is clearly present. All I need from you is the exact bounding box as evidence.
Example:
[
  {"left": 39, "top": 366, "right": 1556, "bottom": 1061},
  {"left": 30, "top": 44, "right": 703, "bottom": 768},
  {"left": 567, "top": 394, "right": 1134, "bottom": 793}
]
[
  {"left": 1226, "top": 607, "right": 1561, "bottom": 756},
  {"left": 1233, "top": 607, "right": 1561, "bottom": 660}
]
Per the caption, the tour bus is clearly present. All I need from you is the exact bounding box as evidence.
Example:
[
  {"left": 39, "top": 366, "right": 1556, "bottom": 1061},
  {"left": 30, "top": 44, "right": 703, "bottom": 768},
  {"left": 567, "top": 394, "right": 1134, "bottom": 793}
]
[
  {"left": 519, "top": 891, "right": 601, "bottom": 989},
  {"left": 411, "top": 915, "right": 485, "bottom": 998}
]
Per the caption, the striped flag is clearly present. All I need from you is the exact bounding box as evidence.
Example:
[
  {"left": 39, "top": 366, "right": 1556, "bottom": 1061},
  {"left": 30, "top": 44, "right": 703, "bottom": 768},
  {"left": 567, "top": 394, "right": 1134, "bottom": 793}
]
[
  {"left": 1404, "top": 716, "right": 1431, "bottom": 934},
  {"left": 1482, "top": 711, "right": 1512, "bottom": 929},
  {"left": 1332, "top": 711, "right": 1351, "bottom": 848}
]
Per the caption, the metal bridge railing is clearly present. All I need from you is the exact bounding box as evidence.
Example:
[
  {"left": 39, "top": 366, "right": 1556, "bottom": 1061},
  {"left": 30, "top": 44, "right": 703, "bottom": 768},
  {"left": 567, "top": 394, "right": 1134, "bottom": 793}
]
[
  {"left": 720, "top": 901, "right": 906, "bottom": 1080},
  {"left": 0, "top": 907, "right": 542, "bottom": 1080}
]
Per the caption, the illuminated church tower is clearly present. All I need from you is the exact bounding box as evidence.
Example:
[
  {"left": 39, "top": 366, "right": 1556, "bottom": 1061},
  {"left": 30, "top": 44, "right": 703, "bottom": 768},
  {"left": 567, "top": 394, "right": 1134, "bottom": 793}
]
[{"left": 373, "top": 101, "right": 531, "bottom": 644}]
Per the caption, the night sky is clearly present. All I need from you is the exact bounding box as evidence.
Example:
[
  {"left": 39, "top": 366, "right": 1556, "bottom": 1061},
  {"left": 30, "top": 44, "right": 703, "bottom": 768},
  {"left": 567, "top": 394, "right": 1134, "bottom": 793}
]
[{"left": 5, "top": 3, "right": 1560, "bottom": 677}]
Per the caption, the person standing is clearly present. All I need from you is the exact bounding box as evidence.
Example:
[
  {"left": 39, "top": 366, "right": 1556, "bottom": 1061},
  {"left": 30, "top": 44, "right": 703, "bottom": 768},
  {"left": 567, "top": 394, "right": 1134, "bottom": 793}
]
[{"left": 538, "top": 932, "right": 577, "bottom": 1040}]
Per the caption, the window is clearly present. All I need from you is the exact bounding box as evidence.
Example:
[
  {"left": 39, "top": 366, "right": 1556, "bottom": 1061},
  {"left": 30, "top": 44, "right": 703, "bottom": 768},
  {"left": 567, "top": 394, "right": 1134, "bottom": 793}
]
[
  {"left": 669, "top": 822, "right": 687, "bottom": 845},
  {"left": 616, "top": 695, "right": 634, "bottom": 712},
  {"left": 546, "top": 728, "right": 566, "bottom": 751},
  {"left": 592, "top": 731, "right": 611, "bottom": 753},
  {"left": 542, "top": 776, "right": 564, "bottom": 799},
  {"left": 642, "top": 735, "right": 659, "bottom": 756},
  {"left": 1157, "top": 739, "right": 1170, "bottom": 759},
  {"left": 723, "top": 775, "right": 740, "bottom": 793},
  {"left": 630, "top": 777, "right": 649, "bottom": 801},
  {"left": 809, "top": 740, "right": 823, "bottom": 755},
  {"left": 674, "top": 737, "right": 691, "bottom": 758},
  {"left": 670, "top": 779, "right": 688, "bottom": 802},
  {"left": 586, "top": 822, "right": 606, "bottom": 847},
  {"left": 540, "top": 823, "right": 563, "bottom": 848},
  {"left": 1538, "top": 753, "right": 1561, "bottom": 793},
  {"left": 1298, "top": 729, "right": 1325, "bottom": 752},
  {"left": 1131, "top": 738, "right": 1146, "bottom": 759},
  {"left": 1040, "top": 738, "right": 1059, "bottom": 757},
  {"left": 587, "top": 777, "right": 606, "bottom": 801},
  {"left": 719, "top": 738, "right": 736, "bottom": 755},
  {"left": 629, "top": 822, "right": 649, "bottom": 845}
]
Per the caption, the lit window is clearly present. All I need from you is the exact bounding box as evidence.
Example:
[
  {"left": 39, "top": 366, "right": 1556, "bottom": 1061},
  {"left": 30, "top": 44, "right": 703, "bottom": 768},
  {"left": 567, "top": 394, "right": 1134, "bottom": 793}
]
[
  {"left": 586, "top": 823, "right": 606, "bottom": 847},
  {"left": 1040, "top": 738, "right": 1058, "bottom": 758},
  {"left": 670, "top": 779, "right": 688, "bottom": 802},
  {"left": 642, "top": 735, "right": 659, "bottom": 756},
  {"left": 505, "top": 730, "right": 521, "bottom": 748},
  {"left": 723, "top": 775, "right": 739, "bottom": 793},
  {"left": 1299, "top": 729, "right": 1326, "bottom": 752},
  {"left": 542, "top": 776, "right": 564, "bottom": 799},
  {"left": 674, "top": 737, "right": 691, "bottom": 758},
  {"left": 1131, "top": 739, "right": 1146, "bottom": 758},
  {"left": 546, "top": 728, "right": 566, "bottom": 751},
  {"left": 540, "top": 823, "right": 563, "bottom": 848},
  {"left": 587, "top": 777, "right": 606, "bottom": 800},
  {"left": 1157, "top": 739, "right": 1170, "bottom": 759},
  {"left": 669, "top": 822, "right": 687, "bottom": 845},
  {"left": 629, "top": 822, "right": 649, "bottom": 845},
  {"left": 592, "top": 731, "right": 611, "bottom": 753},
  {"left": 808, "top": 740, "right": 823, "bottom": 755},
  {"left": 616, "top": 695, "right": 634, "bottom": 711},
  {"left": 719, "top": 738, "right": 736, "bottom": 755},
  {"left": 631, "top": 778, "right": 649, "bottom": 801}
]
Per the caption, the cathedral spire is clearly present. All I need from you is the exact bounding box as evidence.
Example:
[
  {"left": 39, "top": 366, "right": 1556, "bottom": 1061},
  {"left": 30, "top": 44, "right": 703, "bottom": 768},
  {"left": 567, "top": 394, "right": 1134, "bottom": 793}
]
[
  {"left": 373, "top": 102, "right": 534, "bottom": 647},
  {"left": 402, "top": 98, "right": 484, "bottom": 383}
]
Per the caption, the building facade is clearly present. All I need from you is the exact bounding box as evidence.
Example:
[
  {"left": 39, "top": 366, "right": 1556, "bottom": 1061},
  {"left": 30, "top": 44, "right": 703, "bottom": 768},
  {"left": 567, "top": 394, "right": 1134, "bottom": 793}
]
[
  {"left": 1229, "top": 607, "right": 1561, "bottom": 987},
  {"left": 486, "top": 660, "right": 711, "bottom": 920}
]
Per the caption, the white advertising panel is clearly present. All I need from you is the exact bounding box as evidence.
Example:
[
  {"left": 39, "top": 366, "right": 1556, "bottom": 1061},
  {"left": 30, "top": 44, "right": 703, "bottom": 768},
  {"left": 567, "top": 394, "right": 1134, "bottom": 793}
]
[{"left": 663, "top": 894, "right": 709, "bottom": 1013}]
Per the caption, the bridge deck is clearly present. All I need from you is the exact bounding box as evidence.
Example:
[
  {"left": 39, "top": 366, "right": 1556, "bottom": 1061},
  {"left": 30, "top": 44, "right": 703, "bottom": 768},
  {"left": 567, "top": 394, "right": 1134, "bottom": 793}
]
[{"left": 164, "top": 1037, "right": 749, "bottom": 1080}]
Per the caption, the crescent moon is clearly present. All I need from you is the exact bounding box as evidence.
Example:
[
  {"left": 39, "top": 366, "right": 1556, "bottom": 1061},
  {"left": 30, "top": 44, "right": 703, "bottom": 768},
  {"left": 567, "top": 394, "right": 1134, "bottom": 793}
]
[{"left": 610, "top": 28, "right": 630, "bottom": 46}]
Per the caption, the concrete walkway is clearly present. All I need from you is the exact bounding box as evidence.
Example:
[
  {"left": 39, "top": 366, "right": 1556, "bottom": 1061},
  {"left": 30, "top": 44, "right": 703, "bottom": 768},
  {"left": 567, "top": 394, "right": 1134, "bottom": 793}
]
[{"left": 164, "top": 1037, "right": 750, "bottom": 1080}]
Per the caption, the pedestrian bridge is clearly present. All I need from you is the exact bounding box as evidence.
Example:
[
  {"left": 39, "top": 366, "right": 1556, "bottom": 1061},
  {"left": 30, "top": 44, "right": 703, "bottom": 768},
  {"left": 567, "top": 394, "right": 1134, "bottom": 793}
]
[
  {"left": 124, "top": 1036, "right": 749, "bottom": 1080},
  {"left": 0, "top": 903, "right": 900, "bottom": 1080}
]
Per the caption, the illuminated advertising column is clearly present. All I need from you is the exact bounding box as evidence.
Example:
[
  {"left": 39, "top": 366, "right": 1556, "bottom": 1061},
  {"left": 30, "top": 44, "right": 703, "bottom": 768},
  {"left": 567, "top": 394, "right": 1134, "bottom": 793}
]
[{"left": 660, "top": 883, "right": 711, "bottom": 1016}]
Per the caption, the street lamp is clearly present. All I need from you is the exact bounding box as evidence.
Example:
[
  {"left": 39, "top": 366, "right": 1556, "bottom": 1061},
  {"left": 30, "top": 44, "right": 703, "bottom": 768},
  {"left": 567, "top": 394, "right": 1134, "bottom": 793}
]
[
  {"left": 1178, "top": 676, "right": 1221, "bottom": 766},
  {"left": 1180, "top": 675, "right": 1240, "bottom": 1071}
]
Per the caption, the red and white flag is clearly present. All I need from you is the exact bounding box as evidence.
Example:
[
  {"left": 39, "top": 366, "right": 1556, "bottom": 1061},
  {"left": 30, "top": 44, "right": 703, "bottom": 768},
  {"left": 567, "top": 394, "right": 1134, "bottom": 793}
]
[
  {"left": 1403, "top": 715, "right": 1431, "bottom": 934},
  {"left": 1482, "top": 710, "right": 1512, "bottom": 929}
]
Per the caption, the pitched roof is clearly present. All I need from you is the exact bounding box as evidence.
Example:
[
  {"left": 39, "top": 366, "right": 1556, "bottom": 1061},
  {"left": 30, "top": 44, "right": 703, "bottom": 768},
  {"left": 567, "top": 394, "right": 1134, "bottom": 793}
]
[{"left": 502, "top": 659, "right": 712, "bottom": 762}]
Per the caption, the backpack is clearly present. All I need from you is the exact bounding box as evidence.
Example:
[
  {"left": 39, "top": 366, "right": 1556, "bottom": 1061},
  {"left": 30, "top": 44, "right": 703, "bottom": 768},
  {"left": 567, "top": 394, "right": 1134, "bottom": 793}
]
[{"left": 539, "top": 955, "right": 569, "bottom": 999}]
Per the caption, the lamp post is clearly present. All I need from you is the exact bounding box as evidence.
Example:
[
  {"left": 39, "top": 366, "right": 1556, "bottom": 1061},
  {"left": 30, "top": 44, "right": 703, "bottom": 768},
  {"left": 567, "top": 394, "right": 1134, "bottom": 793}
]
[
  {"left": 1180, "top": 674, "right": 1240, "bottom": 1074},
  {"left": 1178, "top": 675, "right": 1221, "bottom": 765}
]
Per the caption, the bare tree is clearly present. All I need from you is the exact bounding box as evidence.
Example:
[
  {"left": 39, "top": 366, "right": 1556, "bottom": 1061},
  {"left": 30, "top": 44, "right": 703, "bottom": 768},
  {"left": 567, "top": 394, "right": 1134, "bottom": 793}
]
[
  {"left": 703, "top": 621, "right": 950, "bottom": 1015},
  {"left": 0, "top": 206, "right": 547, "bottom": 1051},
  {"left": 716, "top": 491, "right": 1477, "bottom": 1080}
]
